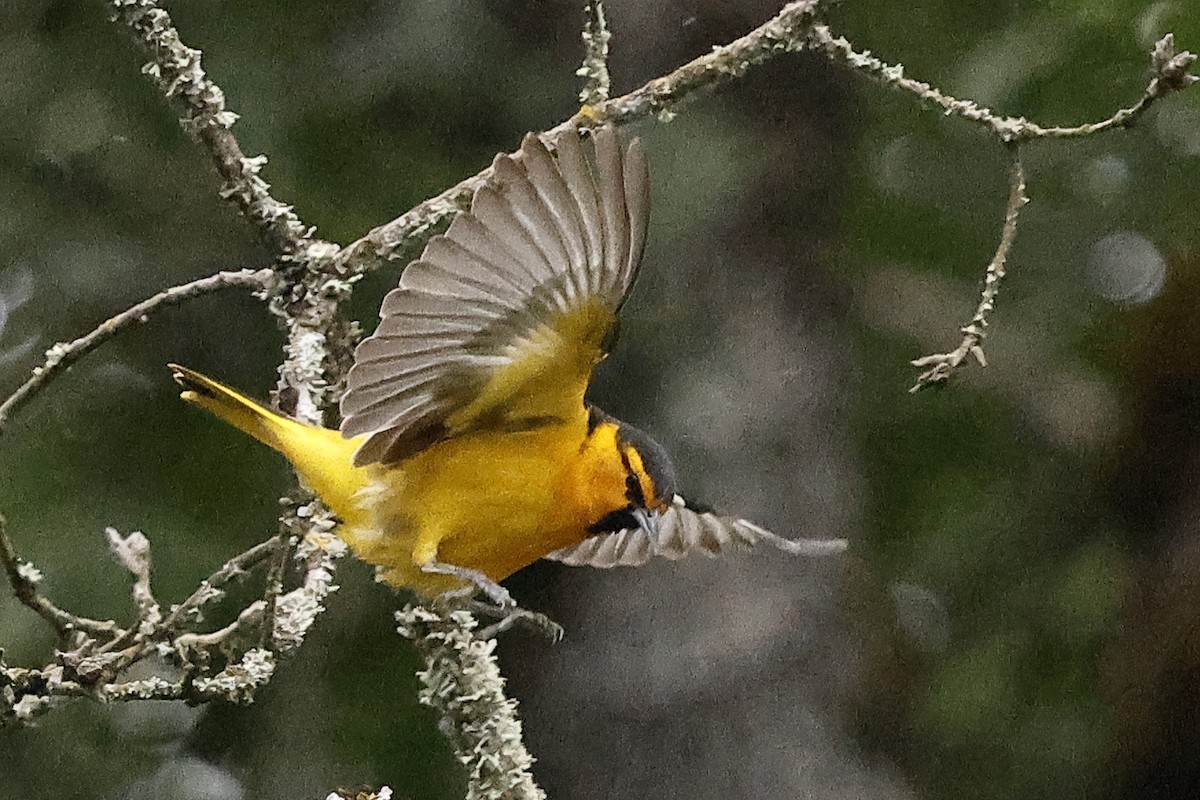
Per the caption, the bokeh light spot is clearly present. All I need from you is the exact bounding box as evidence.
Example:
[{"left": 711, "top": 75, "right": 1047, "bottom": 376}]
[{"left": 1086, "top": 230, "right": 1166, "bottom": 305}]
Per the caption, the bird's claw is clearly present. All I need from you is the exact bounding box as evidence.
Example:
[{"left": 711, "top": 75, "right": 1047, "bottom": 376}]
[
  {"left": 424, "top": 561, "right": 560, "bottom": 640},
  {"left": 445, "top": 596, "right": 563, "bottom": 642},
  {"left": 477, "top": 606, "right": 564, "bottom": 642}
]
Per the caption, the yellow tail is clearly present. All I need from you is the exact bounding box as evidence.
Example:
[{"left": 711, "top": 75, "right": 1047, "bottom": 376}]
[{"left": 169, "top": 364, "right": 369, "bottom": 521}]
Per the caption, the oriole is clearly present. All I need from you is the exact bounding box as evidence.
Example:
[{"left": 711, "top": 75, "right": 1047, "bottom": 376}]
[{"left": 172, "top": 126, "right": 844, "bottom": 608}]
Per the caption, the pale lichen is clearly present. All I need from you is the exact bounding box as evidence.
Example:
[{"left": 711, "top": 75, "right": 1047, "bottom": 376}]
[
  {"left": 280, "top": 330, "right": 333, "bottom": 424},
  {"left": 397, "top": 605, "right": 545, "bottom": 800},
  {"left": 12, "top": 693, "right": 54, "bottom": 722},
  {"left": 1150, "top": 33, "right": 1198, "bottom": 95},
  {"left": 272, "top": 505, "right": 345, "bottom": 654},
  {"left": 577, "top": 1, "right": 612, "bottom": 107},
  {"left": 191, "top": 648, "right": 275, "bottom": 704},
  {"left": 15, "top": 562, "right": 42, "bottom": 584},
  {"left": 106, "top": 528, "right": 162, "bottom": 634}
]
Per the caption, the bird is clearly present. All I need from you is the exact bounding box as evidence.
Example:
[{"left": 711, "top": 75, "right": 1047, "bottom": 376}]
[{"left": 171, "top": 125, "right": 845, "bottom": 614}]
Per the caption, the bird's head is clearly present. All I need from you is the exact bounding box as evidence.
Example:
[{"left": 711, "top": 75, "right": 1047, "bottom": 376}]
[{"left": 584, "top": 408, "right": 679, "bottom": 539}]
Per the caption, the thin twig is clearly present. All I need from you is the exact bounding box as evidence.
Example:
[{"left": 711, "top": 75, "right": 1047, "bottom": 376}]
[
  {"left": 92, "top": 534, "right": 280, "bottom": 660},
  {"left": 0, "top": 268, "right": 272, "bottom": 434},
  {"left": 107, "top": 0, "right": 325, "bottom": 259},
  {"left": 577, "top": 0, "right": 612, "bottom": 108},
  {"left": 175, "top": 601, "right": 265, "bottom": 651},
  {"left": 258, "top": 528, "right": 289, "bottom": 650},
  {"left": 0, "top": 515, "right": 121, "bottom": 640},
  {"left": 807, "top": 26, "right": 1197, "bottom": 143},
  {"left": 333, "top": 0, "right": 833, "bottom": 276},
  {"left": 162, "top": 536, "right": 282, "bottom": 631},
  {"left": 910, "top": 151, "right": 1028, "bottom": 392},
  {"left": 105, "top": 529, "right": 162, "bottom": 634}
]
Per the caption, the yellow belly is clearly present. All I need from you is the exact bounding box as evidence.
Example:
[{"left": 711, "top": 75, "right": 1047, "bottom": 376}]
[
  {"left": 341, "top": 420, "right": 591, "bottom": 596},
  {"left": 172, "top": 364, "right": 611, "bottom": 599}
]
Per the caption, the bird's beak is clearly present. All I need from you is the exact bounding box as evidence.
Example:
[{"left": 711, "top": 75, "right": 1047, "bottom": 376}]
[{"left": 632, "top": 507, "right": 659, "bottom": 540}]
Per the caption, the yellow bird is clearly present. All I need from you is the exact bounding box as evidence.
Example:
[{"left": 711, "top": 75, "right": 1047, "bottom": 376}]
[{"left": 172, "top": 126, "right": 844, "bottom": 608}]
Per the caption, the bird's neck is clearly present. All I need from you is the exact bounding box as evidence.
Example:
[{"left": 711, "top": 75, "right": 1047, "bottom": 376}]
[{"left": 564, "top": 417, "right": 631, "bottom": 531}]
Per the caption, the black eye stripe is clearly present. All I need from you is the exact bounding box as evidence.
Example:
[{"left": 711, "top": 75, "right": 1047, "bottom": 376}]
[
  {"left": 625, "top": 473, "right": 644, "bottom": 505},
  {"left": 613, "top": 421, "right": 679, "bottom": 507},
  {"left": 615, "top": 445, "right": 646, "bottom": 505}
]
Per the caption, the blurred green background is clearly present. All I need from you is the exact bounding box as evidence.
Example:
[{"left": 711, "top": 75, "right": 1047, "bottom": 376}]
[{"left": 3, "top": 1, "right": 1200, "bottom": 798}]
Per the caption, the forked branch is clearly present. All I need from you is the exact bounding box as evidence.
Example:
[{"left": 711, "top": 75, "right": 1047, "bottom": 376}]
[
  {"left": 807, "top": 27, "right": 1197, "bottom": 143},
  {"left": 802, "top": 26, "right": 1195, "bottom": 389}
]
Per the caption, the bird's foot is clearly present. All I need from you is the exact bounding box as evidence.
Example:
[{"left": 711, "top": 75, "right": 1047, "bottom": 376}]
[
  {"left": 422, "top": 560, "right": 563, "bottom": 641},
  {"left": 429, "top": 591, "right": 563, "bottom": 642},
  {"left": 420, "top": 559, "right": 514, "bottom": 607},
  {"left": 470, "top": 600, "right": 564, "bottom": 642}
]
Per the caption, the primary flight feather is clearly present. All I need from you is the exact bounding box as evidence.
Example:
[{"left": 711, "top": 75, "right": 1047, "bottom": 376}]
[{"left": 172, "top": 126, "right": 844, "bottom": 604}]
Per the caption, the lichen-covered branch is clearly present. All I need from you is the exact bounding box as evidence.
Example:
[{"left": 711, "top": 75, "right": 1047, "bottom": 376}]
[
  {"left": 3, "top": 0, "right": 354, "bottom": 724},
  {"left": 108, "top": 0, "right": 320, "bottom": 258},
  {"left": 910, "top": 152, "right": 1028, "bottom": 392},
  {"left": 577, "top": 0, "right": 612, "bottom": 108},
  {"left": 270, "top": 501, "right": 347, "bottom": 654},
  {"left": 3, "top": 646, "right": 276, "bottom": 724},
  {"left": 0, "top": 515, "right": 120, "bottom": 640},
  {"left": 0, "top": 268, "right": 272, "bottom": 434},
  {"left": 333, "top": 0, "right": 833, "bottom": 276},
  {"left": 1, "top": 517, "right": 291, "bottom": 724},
  {"left": 808, "top": 26, "right": 1197, "bottom": 143},
  {"left": 397, "top": 605, "right": 546, "bottom": 800},
  {"left": 1, "top": 515, "right": 284, "bottom": 718},
  {"left": 101, "top": 0, "right": 356, "bottom": 703}
]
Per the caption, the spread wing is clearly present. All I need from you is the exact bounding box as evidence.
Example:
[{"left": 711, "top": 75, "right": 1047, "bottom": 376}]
[
  {"left": 341, "top": 127, "right": 650, "bottom": 465},
  {"left": 544, "top": 495, "right": 848, "bottom": 568}
]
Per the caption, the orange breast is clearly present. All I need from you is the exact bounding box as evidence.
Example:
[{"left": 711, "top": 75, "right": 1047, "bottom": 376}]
[{"left": 344, "top": 413, "right": 628, "bottom": 596}]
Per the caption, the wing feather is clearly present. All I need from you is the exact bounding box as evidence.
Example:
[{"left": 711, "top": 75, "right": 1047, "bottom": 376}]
[
  {"left": 422, "top": 238, "right": 530, "bottom": 306},
  {"left": 554, "top": 132, "right": 606, "bottom": 297},
  {"left": 520, "top": 135, "right": 590, "bottom": 299},
  {"left": 384, "top": 266, "right": 520, "bottom": 313},
  {"left": 622, "top": 139, "right": 651, "bottom": 298},
  {"left": 544, "top": 495, "right": 849, "bottom": 568},
  {"left": 491, "top": 154, "right": 574, "bottom": 291},
  {"left": 471, "top": 183, "right": 552, "bottom": 286},
  {"left": 352, "top": 336, "right": 462, "bottom": 362},
  {"left": 592, "top": 127, "right": 630, "bottom": 303},
  {"left": 342, "top": 126, "right": 650, "bottom": 464},
  {"left": 443, "top": 213, "right": 539, "bottom": 289}
]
